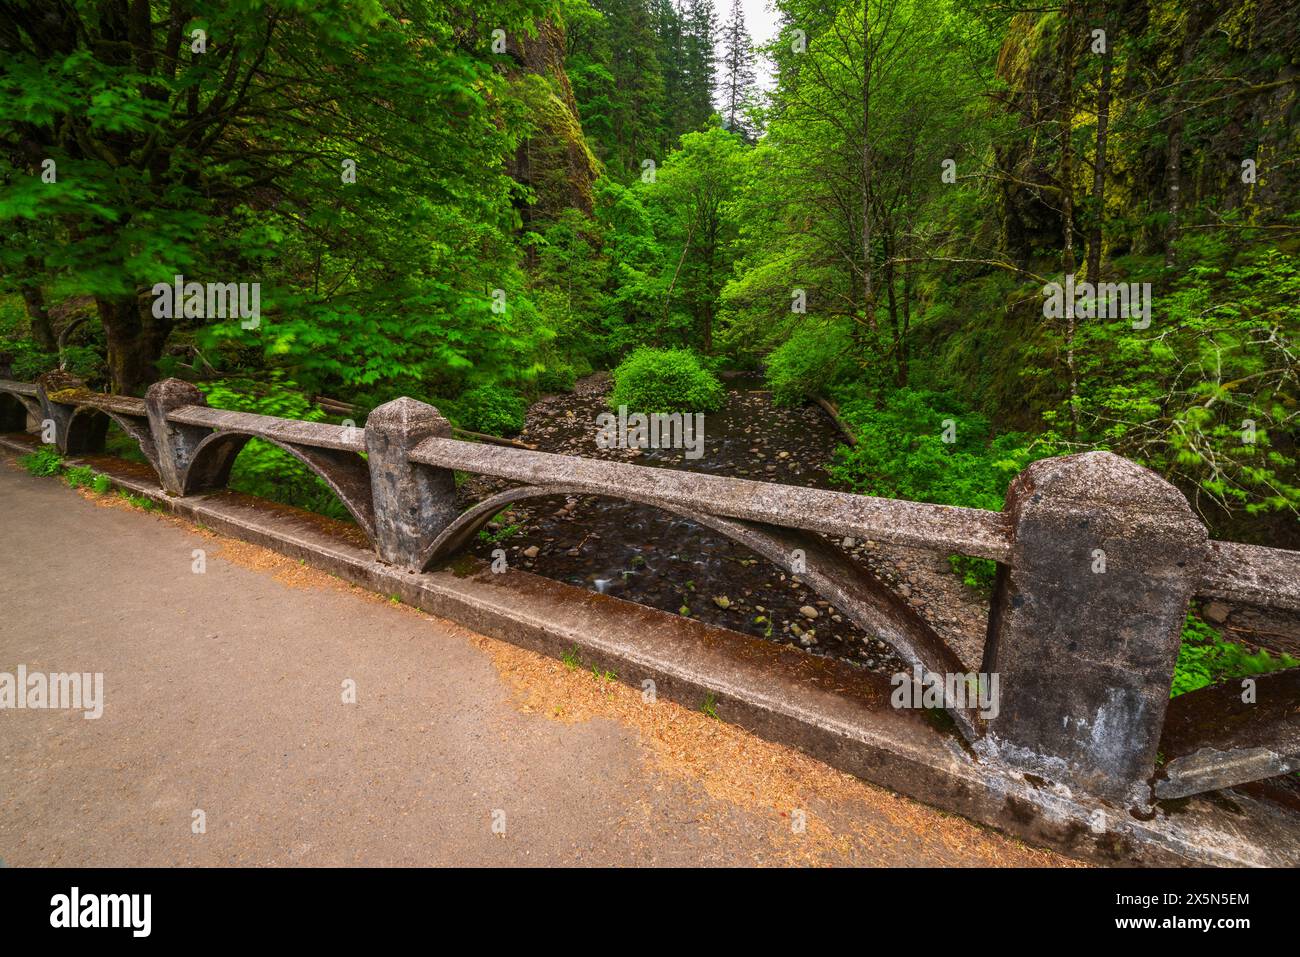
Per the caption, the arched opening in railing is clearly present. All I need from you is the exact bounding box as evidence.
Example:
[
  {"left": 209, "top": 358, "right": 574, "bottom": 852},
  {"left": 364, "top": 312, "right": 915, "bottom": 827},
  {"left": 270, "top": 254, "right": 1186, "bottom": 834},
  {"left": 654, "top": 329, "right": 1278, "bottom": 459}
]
[
  {"left": 0, "top": 388, "right": 38, "bottom": 433},
  {"left": 64, "top": 406, "right": 160, "bottom": 476},
  {"left": 181, "top": 430, "right": 377, "bottom": 543}
]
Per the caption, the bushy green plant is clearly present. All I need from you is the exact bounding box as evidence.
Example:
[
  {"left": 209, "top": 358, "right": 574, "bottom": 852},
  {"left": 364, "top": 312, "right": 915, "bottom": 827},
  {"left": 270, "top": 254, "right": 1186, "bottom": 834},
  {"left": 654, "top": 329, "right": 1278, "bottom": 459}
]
[
  {"left": 18, "top": 445, "right": 62, "bottom": 476},
  {"left": 91, "top": 473, "right": 112, "bottom": 494},
  {"left": 1061, "top": 249, "right": 1300, "bottom": 521},
  {"left": 1171, "top": 615, "right": 1298, "bottom": 697},
  {"left": 948, "top": 554, "right": 997, "bottom": 594},
  {"left": 5, "top": 341, "right": 58, "bottom": 381},
  {"left": 609, "top": 347, "right": 725, "bottom": 413},
  {"left": 828, "top": 388, "right": 1053, "bottom": 511},
  {"left": 456, "top": 384, "right": 527, "bottom": 436},
  {"left": 58, "top": 345, "right": 105, "bottom": 382},
  {"left": 765, "top": 320, "right": 852, "bottom": 406},
  {"left": 64, "top": 465, "right": 96, "bottom": 488},
  {"left": 118, "top": 490, "right": 156, "bottom": 511},
  {"left": 535, "top": 362, "right": 577, "bottom": 394},
  {"left": 828, "top": 389, "right": 1059, "bottom": 592}
]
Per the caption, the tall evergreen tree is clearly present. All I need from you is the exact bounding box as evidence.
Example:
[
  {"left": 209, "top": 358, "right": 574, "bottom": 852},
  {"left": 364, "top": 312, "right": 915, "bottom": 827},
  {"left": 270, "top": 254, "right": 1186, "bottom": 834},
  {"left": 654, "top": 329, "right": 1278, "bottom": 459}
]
[
  {"left": 653, "top": 0, "right": 687, "bottom": 146},
  {"left": 602, "top": 0, "right": 669, "bottom": 174},
  {"left": 678, "top": 0, "right": 718, "bottom": 134},
  {"left": 719, "top": 0, "right": 758, "bottom": 139}
]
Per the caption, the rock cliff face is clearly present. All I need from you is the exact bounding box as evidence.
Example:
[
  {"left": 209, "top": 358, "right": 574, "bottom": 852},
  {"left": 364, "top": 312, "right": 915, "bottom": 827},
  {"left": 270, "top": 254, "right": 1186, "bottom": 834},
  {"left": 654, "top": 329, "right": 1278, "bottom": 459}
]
[
  {"left": 504, "top": 21, "right": 601, "bottom": 225},
  {"left": 993, "top": 0, "right": 1300, "bottom": 263}
]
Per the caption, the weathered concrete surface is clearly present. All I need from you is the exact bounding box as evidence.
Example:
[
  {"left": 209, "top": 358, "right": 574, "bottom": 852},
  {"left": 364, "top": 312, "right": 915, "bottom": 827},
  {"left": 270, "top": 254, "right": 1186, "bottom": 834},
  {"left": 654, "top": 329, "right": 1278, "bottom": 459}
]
[
  {"left": 37, "top": 372, "right": 108, "bottom": 455},
  {"left": 1156, "top": 668, "right": 1300, "bottom": 799},
  {"left": 1198, "top": 540, "right": 1300, "bottom": 613},
  {"left": 411, "top": 435, "right": 1015, "bottom": 563},
  {"left": 145, "top": 378, "right": 209, "bottom": 494},
  {"left": 168, "top": 404, "right": 367, "bottom": 452},
  {"left": 0, "top": 460, "right": 1060, "bottom": 867},
  {"left": 0, "top": 383, "right": 39, "bottom": 432},
  {"left": 982, "top": 452, "right": 1209, "bottom": 806},
  {"left": 0, "top": 379, "right": 39, "bottom": 397},
  {"left": 365, "top": 398, "right": 459, "bottom": 569},
  {"left": 185, "top": 430, "right": 378, "bottom": 539},
  {"left": 5, "top": 440, "right": 1298, "bottom": 866}
]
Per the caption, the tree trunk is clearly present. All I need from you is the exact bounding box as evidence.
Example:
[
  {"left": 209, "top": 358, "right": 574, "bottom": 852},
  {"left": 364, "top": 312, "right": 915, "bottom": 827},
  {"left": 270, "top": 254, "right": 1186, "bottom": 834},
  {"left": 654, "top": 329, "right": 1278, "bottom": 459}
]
[
  {"left": 883, "top": 232, "right": 903, "bottom": 386},
  {"left": 1086, "top": 8, "right": 1114, "bottom": 284},
  {"left": 21, "top": 283, "right": 56, "bottom": 352},
  {"left": 1164, "top": 7, "right": 1203, "bottom": 265},
  {"left": 900, "top": 256, "right": 912, "bottom": 387},
  {"left": 860, "top": 3, "right": 875, "bottom": 340},
  {"left": 1164, "top": 115, "right": 1184, "bottom": 266},
  {"left": 1060, "top": 0, "right": 1080, "bottom": 437},
  {"left": 1060, "top": 0, "right": 1077, "bottom": 278},
  {"left": 98, "top": 295, "right": 168, "bottom": 395}
]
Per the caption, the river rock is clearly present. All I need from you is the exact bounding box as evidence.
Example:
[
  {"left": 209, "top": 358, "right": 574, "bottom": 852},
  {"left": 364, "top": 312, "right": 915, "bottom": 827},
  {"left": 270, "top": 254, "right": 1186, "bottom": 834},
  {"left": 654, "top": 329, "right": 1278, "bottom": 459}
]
[
  {"left": 799, "top": 605, "right": 819, "bottom": 619},
  {"left": 1202, "top": 601, "right": 1230, "bottom": 624}
]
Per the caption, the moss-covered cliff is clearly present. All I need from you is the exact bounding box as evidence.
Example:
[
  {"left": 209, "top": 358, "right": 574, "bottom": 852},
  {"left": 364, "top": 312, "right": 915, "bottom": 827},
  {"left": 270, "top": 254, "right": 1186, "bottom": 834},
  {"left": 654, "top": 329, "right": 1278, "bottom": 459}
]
[{"left": 503, "top": 21, "right": 602, "bottom": 225}]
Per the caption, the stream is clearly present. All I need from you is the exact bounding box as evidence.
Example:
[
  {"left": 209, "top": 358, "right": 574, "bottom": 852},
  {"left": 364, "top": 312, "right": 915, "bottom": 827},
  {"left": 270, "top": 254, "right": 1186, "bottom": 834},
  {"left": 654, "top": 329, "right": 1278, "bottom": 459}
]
[{"left": 458, "top": 373, "right": 989, "bottom": 673}]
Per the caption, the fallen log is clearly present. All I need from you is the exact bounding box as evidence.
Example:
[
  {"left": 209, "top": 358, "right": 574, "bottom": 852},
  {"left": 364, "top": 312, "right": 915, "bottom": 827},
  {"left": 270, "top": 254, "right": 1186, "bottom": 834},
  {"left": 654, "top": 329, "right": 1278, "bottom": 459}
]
[{"left": 814, "top": 395, "right": 857, "bottom": 447}]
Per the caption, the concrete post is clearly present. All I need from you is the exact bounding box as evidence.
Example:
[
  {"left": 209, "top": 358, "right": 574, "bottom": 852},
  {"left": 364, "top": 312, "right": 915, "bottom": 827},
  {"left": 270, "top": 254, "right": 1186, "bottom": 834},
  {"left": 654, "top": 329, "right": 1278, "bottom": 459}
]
[
  {"left": 981, "top": 451, "right": 1208, "bottom": 806},
  {"left": 36, "top": 371, "right": 106, "bottom": 454},
  {"left": 365, "top": 397, "right": 458, "bottom": 570},
  {"left": 144, "top": 379, "right": 209, "bottom": 495}
]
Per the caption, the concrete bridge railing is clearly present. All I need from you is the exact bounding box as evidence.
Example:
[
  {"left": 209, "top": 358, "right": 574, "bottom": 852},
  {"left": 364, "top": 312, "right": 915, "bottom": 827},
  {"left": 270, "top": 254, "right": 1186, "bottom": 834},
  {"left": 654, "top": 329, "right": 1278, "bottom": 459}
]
[{"left": 2, "top": 373, "right": 1298, "bottom": 812}]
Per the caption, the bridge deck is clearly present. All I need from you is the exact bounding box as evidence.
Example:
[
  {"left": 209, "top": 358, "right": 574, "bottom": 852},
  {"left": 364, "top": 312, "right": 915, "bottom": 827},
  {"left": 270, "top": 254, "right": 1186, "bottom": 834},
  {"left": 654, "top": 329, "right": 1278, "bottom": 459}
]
[{"left": 0, "top": 458, "right": 1068, "bottom": 867}]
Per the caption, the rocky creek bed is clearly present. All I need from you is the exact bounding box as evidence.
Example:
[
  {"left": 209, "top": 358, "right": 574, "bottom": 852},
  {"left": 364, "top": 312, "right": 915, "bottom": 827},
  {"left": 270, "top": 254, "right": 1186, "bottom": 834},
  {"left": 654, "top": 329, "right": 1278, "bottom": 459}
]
[{"left": 456, "top": 373, "right": 990, "bottom": 674}]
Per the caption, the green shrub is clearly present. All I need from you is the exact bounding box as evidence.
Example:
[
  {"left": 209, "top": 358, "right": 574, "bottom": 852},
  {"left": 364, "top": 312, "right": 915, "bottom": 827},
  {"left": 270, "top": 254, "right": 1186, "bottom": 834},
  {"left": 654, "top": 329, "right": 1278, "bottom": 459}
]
[
  {"left": 828, "top": 388, "right": 1060, "bottom": 593},
  {"left": 536, "top": 362, "right": 577, "bottom": 394},
  {"left": 5, "top": 341, "right": 58, "bottom": 381},
  {"left": 64, "top": 465, "right": 96, "bottom": 489},
  {"left": 948, "top": 554, "right": 997, "bottom": 594},
  {"left": 457, "top": 383, "right": 527, "bottom": 435},
  {"left": 58, "top": 345, "right": 105, "bottom": 382},
  {"left": 828, "top": 388, "right": 1052, "bottom": 511},
  {"left": 1171, "top": 615, "right": 1298, "bottom": 697},
  {"left": 119, "top": 490, "right": 156, "bottom": 511},
  {"left": 91, "top": 473, "right": 113, "bottom": 494},
  {"left": 18, "top": 445, "right": 62, "bottom": 476},
  {"left": 0, "top": 334, "right": 103, "bottom": 384},
  {"left": 609, "top": 347, "right": 725, "bottom": 414},
  {"left": 765, "top": 321, "right": 852, "bottom": 406}
]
